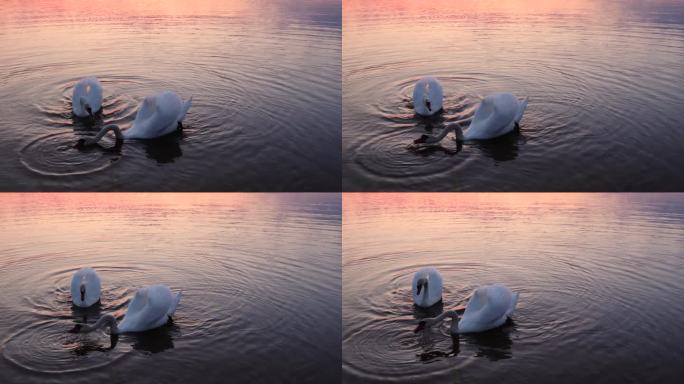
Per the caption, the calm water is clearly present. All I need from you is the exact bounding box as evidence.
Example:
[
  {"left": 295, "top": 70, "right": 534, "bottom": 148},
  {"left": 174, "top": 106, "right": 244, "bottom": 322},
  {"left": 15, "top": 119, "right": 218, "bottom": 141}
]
[
  {"left": 343, "top": 193, "right": 684, "bottom": 383},
  {"left": 343, "top": 0, "right": 684, "bottom": 191},
  {"left": 0, "top": 193, "right": 341, "bottom": 384},
  {"left": 0, "top": 0, "right": 341, "bottom": 191}
]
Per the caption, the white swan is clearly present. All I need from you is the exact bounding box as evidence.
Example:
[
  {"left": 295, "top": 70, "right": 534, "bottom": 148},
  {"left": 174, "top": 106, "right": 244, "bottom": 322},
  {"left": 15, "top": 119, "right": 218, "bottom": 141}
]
[
  {"left": 415, "top": 284, "right": 519, "bottom": 334},
  {"left": 412, "top": 267, "right": 443, "bottom": 308},
  {"left": 413, "top": 76, "right": 443, "bottom": 117},
  {"left": 71, "top": 267, "right": 101, "bottom": 308},
  {"left": 76, "top": 91, "right": 192, "bottom": 148},
  {"left": 72, "top": 77, "right": 103, "bottom": 118},
  {"left": 73, "top": 285, "right": 181, "bottom": 334},
  {"left": 414, "top": 93, "right": 528, "bottom": 145}
]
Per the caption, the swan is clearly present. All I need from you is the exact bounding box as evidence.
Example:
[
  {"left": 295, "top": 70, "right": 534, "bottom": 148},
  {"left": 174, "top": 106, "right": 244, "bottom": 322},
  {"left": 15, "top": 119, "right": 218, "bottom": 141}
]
[
  {"left": 71, "top": 267, "right": 101, "bottom": 308},
  {"left": 75, "top": 91, "right": 192, "bottom": 148},
  {"left": 415, "top": 284, "right": 519, "bottom": 334},
  {"left": 72, "top": 77, "right": 103, "bottom": 118},
  {"left": 414, "top": 93, "right": 528, "bottom": 145},
  {"left": 72, "top": 285, "right": 181, "bottom": 334},
  {"left": 412, "top": 267, "right": 443, "bottom": 308},
  {"left": 413, "top": 76, "right": 443, "bottom": 117}
]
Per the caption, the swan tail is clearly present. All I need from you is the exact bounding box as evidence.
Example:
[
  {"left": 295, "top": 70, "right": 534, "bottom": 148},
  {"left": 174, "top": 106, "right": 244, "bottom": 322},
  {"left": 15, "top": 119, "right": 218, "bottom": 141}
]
[
  {"left": 506, "top": 292, "right": 520, "bottom": 318},
  {"left": 179, "top": 97, "right": 192, "bottom": 122},
  {"left": 168, "top": 291, "right": 182, "bottom": 317},
  {"left": 515, "top": 97, "right": 529, "bottom": 123}
]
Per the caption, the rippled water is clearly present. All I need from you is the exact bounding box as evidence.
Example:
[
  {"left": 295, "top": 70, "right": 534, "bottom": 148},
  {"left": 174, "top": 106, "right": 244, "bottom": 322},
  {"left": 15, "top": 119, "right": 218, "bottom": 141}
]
[
  {"left": 0, "top": 0, "right": 341, "bottom": 191},
  {"left": 0, "top": 193, "right": 341, "bottom": 383},
  {"left": 343, "top": 193, "right": 684, "bottom": 383},
  {"left": 342, "top": 0, "right": 684, "bottom": 191}
]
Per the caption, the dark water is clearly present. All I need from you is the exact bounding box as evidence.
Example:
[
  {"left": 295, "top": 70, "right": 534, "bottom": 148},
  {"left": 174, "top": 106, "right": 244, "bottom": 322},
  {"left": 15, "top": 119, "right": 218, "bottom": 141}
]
[
  {"left": 342, "top": 0, "right": 684, "bottom": 191},
  {"left": 343, "top": 193, "right": 684, "bottom": 383},
  {"left": 0, "top": 0, "right": 341, "bottom": 191},
  {"left": 0, "top": 193, "right": 341, "bottom": 384}
]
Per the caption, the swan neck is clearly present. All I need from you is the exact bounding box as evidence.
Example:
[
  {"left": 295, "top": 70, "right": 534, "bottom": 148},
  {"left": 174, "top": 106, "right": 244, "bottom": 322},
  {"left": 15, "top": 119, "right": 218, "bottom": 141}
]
[
  {"left": 81, "top": 314, "right": 119, "bottom": 334},
  {"left": 454, "top": 125, "right": 465, "bottom": 142},
  {"left": 421, "top": 281, "right": 430, "bottom": 306},
  {"left": 92, "top": 125, "right": 124, "bottom": 146}
]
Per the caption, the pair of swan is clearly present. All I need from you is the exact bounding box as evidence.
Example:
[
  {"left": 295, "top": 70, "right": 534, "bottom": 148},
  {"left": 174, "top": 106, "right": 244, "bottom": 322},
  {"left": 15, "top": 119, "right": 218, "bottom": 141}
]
[
  {"left": 72, "top": 77, "right": 192, "bottom": 148},
  {"left": 412, "top": 267, "right": 519, "bottom": 334},
  {"left": 412, "top": 76, "right": 528, "bottom": 145},
  {"left": 70, "top": 267, "right": 181, "bottom": 334}
]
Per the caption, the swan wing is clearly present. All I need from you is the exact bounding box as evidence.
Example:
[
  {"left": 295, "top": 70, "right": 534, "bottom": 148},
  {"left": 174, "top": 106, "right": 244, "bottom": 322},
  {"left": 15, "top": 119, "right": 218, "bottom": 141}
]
[
  {"left": 120, "top": 285, "right": 173, "bottom": 332},
  {"left": 464, "top": 93, "right": 519, "bottom": 140},
  {"left": 127, "top": 92, "right": 180, "bottom": 139},
  {"left": 461, "top": 285, "right": 513, "bottom": 329},
  {"left": 86, "top": 77, "right": 103, "bottom": 112},
  {"left": 72, "top": 80, "right": 88, "bottom": 117},
  {"left": 413, "top": 78, "right": 427, "bottom": 115},
  {"left": 428, "top": 79, "right": 443, "bottom": 113}
]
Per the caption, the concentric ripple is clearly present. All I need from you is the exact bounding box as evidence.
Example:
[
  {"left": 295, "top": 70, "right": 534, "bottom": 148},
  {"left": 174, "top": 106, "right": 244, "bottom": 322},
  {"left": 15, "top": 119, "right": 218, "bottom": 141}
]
[
  {"left": 343, "top": 1, "right": 684, "bottom": 190},
  {"left": 343, "top": 194, "right": 684, "bottom": 383},
  {"left": 2, "top": 320, "right": 130, "bottom": 374},
  {"left": 20, "top": 131, "right": 122, "bottom": 177}
]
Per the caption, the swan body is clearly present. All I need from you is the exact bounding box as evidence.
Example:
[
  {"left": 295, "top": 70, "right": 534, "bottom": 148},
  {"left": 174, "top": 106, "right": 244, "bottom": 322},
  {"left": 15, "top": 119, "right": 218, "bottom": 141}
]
[
  {"left": 416, "top": 284, "right": 519, "bottom": 334},
  {"left": 71, "top": 267, "right": 101, "bottom": 307},
  {"left": 75, "top": 285, "right": 181, "bottom": 334},
  {"left": 124, "top": 91, "right": 192, "bottom": 140},
  {"left": 72, "top": 77, "right": 103, "bottom": 118},
  {"left": 412, "top": 267, "right": 443, "bottom": 308},
  {"left": 413, "top": 77, "right": 443, "bottom": 117},
  {"left": 414, "top": 93, "right": 528, "bottom": 144}
]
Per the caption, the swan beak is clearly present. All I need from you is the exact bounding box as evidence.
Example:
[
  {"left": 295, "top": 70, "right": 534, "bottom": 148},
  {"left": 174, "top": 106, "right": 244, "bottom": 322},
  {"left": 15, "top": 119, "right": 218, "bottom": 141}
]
[
  {"left": 425, "top": 100, "right": 432, "bottom": 112},
  {"left": 414, "top": 134, "right": 428, "bottom": 144},
  {"left": 414, "top": 321, "right": 426, "bottom": 333},
  {"left": 69, "top": 324, "right": 82, "bottom": 333},
  {"left": 416, "top": 284, "right": 422, "bottom": 295},
  {"left": 80, "top": 285, "right": 86, "bottom": 302},
  {"left": 86, "top": 106, "right": 93, "bottom": 117}
]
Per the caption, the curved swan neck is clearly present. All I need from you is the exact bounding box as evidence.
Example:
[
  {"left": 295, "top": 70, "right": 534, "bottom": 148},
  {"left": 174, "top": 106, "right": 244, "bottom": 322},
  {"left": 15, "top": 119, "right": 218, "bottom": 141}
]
[
  {"left": 79, "top": 314, "right": 119, "bottom": 334},
  {"left": 80, "top": 125, "right": 124, "bottom": 147},
  {"left": 417, "top": 310, "right": 460, "bottom": 333},
  {"left": 454, "top": 125, "right": 464, "bottom": 142}
]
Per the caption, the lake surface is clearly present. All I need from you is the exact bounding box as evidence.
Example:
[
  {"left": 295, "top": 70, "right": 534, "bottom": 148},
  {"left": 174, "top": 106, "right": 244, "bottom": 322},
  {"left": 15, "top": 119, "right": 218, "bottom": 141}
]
[
  {"left": 0, "top": 193, "right": 341, "bottom": 384},
  {"left": 342, "top": 0, "right": 684, "bottom": 191},
  {"left": 0, "top": 0, "right": 341, "bottom": 191},
  {"left": 343, "top": 193, "right": 684, "bottom": 383}
]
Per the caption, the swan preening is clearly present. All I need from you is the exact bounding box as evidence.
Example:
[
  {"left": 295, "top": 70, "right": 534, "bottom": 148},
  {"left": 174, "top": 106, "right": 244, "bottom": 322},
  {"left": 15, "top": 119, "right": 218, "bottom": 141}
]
[
  {"left": 73, "top": 285, "right": 181, "bottom": 334},
  {"left": 413, "top": 77, "right": 443, "bottom": 117},
  {"left": 412, "top": 267, "right": 443, "bottom": 308},
  {"left": 415, "top": 283, "right": 519, "bottom": 334},
  {"left": 71, "top": 267, "right": 101, "bottom": 308},
  {"left": 75, "top": 91, "right": 192, "bottom": 148},
  {"left": 72, "top": 77, "right": 103, "bottom": 118},
  {"left": 414, "top": 93, "right": 528, "bottom": 145}
]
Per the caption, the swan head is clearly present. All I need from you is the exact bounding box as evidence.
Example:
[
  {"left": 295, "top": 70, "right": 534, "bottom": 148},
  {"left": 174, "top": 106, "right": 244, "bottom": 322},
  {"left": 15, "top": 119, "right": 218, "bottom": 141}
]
[
  {"left": 74, "top": 137, "right": 95, "bottom": 149},
  {"left": 415, "top": 276, "right": 429, "bottom": 296},
  {"left": 425, "top": 98, "right": 432, "bottom": 113},
  {"left": 79, "top": 96, "right": 93, "bottom": 117},
  {"left": 413, "top": 134, "right": 429, "bottom": 144}
]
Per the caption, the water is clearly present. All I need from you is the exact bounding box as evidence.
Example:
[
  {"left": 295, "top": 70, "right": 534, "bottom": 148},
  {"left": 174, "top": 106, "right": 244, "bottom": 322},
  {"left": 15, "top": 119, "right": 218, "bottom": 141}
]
[
  {"left": 343, "top": 193, "right": 684, "bottom": 383},
  {"left": 0, "top": 0, "right": 341, "bottom": 191},
  {"left": 0, "top": 193, "right": 341, "bottom": 384},
  {"left": 342, "top": 0, "right": 684, "bottom": 191}
]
